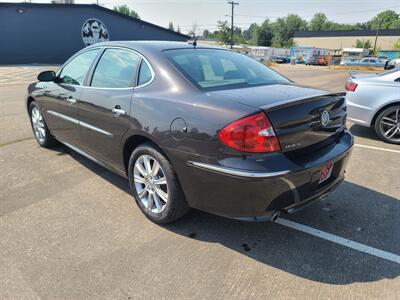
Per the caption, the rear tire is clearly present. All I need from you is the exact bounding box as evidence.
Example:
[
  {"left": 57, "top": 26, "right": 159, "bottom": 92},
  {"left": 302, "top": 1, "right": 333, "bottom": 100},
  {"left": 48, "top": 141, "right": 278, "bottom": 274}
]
[
  {"left": 374, "top": 105, "right": 400, "bottom": 144},
  {"left": 128, "top": 143, "right": 189, "bottom": 224},
  {"left": 29, "top": 101, "right": 57, "bottom": 148}
]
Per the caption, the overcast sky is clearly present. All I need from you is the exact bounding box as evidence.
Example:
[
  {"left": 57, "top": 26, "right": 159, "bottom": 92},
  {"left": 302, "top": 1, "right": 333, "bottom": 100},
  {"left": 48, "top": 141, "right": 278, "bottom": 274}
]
[{"left": 3, "top": 0, "right": 400, "bottom": 33}]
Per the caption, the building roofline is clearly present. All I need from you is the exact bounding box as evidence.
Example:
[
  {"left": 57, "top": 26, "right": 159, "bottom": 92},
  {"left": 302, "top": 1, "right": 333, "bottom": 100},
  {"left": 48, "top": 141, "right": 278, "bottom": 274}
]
[
  {"left": 0, "top": 2, "right": 191, "bottom": 40},
  {"left": 294, "top": 29, "right": 400, "bottom": 38}
]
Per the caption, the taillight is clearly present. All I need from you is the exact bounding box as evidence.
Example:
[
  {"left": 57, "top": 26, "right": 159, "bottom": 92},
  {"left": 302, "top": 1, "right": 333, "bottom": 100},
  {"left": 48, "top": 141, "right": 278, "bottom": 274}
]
[
  {"left": 345, "top": 81, "right": 358, "bottom": 92},
  {"left": 218, "top": 112, "right": 281, "bottom": 153}
]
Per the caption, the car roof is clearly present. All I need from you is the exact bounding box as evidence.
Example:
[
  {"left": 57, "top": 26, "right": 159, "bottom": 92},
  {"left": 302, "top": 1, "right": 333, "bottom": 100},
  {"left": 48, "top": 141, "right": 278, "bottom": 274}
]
[{"left": 86, "top": 40, "right": 222, "bottom": 52}]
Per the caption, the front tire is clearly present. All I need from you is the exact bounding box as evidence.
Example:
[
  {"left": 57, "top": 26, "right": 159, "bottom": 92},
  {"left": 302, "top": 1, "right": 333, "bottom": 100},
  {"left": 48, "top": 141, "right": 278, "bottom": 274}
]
[
  {"left": 29, "top": 102, "right": 57, "bottom": 148},
  {"left": 128, "top": 143, "right": 189, "bottom": 224},
  {"left": 374, "top": 105, "right": 400, "bottom": 144}
]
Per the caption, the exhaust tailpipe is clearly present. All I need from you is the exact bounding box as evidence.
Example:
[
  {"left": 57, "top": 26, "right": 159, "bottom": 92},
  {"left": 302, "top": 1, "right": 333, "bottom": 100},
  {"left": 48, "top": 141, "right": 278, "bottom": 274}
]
[{"left": 270, "top": 210, "right": 281, "bottom": 222}]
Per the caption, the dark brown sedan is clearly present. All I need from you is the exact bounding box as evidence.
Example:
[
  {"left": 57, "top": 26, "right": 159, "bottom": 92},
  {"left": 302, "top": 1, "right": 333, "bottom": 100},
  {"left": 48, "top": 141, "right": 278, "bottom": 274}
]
[{"left": 27, "top": 41, "right": 353, "bottom": 223}]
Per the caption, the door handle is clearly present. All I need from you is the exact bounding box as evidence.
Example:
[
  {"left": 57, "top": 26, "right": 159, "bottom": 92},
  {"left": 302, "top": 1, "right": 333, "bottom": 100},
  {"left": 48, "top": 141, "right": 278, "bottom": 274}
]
[
  {"left": 112, "top": 106, "right": 126, "bottom": 116},
  {"left": 66, "top": 96, "right": 77, "bottom": 104}
]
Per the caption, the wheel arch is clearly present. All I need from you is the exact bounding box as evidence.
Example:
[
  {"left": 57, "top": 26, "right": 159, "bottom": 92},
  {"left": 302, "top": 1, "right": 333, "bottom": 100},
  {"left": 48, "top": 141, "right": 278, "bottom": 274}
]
[
  {"left": 371, "top": 101, "right": 400, "bottom": 126},
  {"left": 27, "top": 96, "right": 36, "bottom": 113},
  {"left": 122, "top": 134, "right": 170, "bottom": 175}
]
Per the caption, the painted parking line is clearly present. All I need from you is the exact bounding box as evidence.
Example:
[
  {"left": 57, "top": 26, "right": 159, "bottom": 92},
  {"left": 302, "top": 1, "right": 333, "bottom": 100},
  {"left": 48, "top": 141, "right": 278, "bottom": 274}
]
[
  {"left": 354, "top": 143, "right": 400, "bottom": 154},
  {"left": 275, "top": 218, "right": 400, "bottom": 264}
]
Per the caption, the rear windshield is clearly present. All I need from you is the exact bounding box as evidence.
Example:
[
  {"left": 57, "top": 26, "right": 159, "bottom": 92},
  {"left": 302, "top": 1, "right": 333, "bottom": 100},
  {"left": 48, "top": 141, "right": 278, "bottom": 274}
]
[{"left": 164, "top": 48, "right": 289, "bottom": 90}]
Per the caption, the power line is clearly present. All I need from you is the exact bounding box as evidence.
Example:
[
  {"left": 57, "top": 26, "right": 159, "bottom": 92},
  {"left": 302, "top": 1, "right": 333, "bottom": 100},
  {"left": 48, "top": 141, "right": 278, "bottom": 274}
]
[{"left": 235, "top": 6, "right": 399, "bottom": 19}]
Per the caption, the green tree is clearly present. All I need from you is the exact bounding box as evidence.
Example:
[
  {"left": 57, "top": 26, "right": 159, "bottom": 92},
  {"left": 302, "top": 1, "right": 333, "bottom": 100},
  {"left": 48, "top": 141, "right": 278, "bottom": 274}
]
[
  {"left": 113, "top": 4, "right": 140, "bottom": 19},
  {"left": 242, "top": 23, "right": 258, "bottom": 41},
  {"left": 206, "top": 9, "right": 400, "bottom": 47},
  {"left": 168, "top": 21, "right": 175, "bottom": 31},
  {"left": 270, "top": 14, "right": 307, "bottom": 47},
  {"left": 354, "top": 39, "right": 373, "bottom": 49},
  {"left": 253, "top": 19, "right": 272, "bottom": 46},
  {"left": 309, "top": 13, "right": 329, "bottom": 31},
  {"left": 368, "top": 10, "right": 400, "bottom": 29},
  {"left": 285, "top": 14, "right": 308, "bottom": 35},
  {"left": 393, "top": 39, "right": 400, "bottom": 50},
  {"left": 202, "top": 29, "right": 210, "bottom": 39},
  {"left": 213, "top": 21, "right": 231, "bottom": 44}
]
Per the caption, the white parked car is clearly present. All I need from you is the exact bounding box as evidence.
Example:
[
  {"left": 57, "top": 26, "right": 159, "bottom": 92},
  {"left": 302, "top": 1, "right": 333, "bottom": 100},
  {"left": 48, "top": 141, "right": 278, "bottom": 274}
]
[
  {"left": 386, "top": 58, "right": 400, "bottom": 70},
  {"left": 345, "top": 68, "right": 400, "bottom": 144}
]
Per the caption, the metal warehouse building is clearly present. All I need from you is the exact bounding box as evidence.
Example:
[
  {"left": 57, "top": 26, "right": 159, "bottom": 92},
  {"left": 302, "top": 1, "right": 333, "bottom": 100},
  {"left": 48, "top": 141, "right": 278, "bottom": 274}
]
[
  {"left": 294, "top": 29, "right": 400, "bottom": 50},
  {"left": 0, "top": 2, "right": 189, "bottom": 64}
]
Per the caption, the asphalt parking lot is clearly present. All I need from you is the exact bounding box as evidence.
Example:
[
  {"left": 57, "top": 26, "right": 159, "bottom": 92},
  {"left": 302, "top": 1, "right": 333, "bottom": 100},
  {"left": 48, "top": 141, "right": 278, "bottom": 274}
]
[{"left": 1, "top": 64, "right": 399, "bottom": 299}]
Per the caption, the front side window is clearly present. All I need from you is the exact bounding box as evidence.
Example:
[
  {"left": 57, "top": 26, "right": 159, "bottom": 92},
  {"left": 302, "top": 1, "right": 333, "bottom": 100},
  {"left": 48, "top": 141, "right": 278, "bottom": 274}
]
[
  {"left": 164, "top": 49, "right": 289, "bottom": 90},
  {"left": 91, "top": 48, "right": 140, "bottom": 88},
  {"left": 59, "top": 49, "right": 100, "bottom": 85}
]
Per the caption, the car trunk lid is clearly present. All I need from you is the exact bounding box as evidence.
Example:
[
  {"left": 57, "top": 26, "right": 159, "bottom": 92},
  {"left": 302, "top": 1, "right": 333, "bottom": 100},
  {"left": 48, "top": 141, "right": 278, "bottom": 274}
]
[
  {"left": 208, "top": 83, "right": 347, "bottom": 153},
  {"left": 264, "top": 93, "right": 346, "bottom": 152}
]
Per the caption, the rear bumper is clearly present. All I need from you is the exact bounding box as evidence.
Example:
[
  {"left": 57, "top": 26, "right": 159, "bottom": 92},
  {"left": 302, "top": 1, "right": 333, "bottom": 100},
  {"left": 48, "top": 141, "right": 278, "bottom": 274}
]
[
  {"left": 167, "top": 130, "right": 353, "bottom": 220},
  {"left": 346, "top": 99, "right": 374, "bottom": 126}
]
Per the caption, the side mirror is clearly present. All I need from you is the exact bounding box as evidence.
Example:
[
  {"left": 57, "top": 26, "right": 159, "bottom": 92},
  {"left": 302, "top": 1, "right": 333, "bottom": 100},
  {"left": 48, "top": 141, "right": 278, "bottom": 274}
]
[{"left": 37, "top": 70, "right": 56, "bottom": 82}]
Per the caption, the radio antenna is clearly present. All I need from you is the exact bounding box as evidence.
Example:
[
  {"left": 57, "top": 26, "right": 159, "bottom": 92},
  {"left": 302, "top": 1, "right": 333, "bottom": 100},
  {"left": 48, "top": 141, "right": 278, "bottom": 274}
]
[{"left": 192, "top": 36, "right": 198, "bottom": 48}]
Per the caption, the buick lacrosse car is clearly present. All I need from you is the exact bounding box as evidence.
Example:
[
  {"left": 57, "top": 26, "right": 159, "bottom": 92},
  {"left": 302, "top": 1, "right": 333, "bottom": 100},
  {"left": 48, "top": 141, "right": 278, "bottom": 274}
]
[
  {"left": 346, "top": 68, "right": 400, "bottom": 144},
  {"left": 27, "top": 41, "right": 353, "bottom": 223}
]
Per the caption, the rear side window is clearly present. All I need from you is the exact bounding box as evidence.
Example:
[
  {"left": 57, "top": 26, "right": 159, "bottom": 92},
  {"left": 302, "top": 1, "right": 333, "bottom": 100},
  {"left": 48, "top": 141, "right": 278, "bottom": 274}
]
[
  {"left": 91, "top": 48, "right": 140, "bottom": 88},
  {"left": 137, "top": 60, "right": 153, "bottom": 86},
  {"left": 164, "top": 49, "right": 289, "bottom": 90},
  {"left": 59, "top": 49, "right": 100, "bottom": 85}
]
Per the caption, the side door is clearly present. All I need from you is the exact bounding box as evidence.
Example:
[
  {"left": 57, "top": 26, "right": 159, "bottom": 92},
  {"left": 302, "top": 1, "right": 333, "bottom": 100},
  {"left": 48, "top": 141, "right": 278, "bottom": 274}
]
[
  {"left": 43, "top": 48, "right": 100, "bottom": 145},
  {"left": 360, "top": 58, "right": 369, "bottom": 66},
  {"left": 78, "top": 47, "right": 142, "bottom": 169}
]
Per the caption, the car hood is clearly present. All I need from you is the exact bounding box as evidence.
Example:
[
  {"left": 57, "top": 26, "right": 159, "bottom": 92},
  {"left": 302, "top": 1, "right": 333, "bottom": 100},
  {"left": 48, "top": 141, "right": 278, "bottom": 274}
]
[{"left": 206, "top": 83, "right": 332, "bottom": 110}]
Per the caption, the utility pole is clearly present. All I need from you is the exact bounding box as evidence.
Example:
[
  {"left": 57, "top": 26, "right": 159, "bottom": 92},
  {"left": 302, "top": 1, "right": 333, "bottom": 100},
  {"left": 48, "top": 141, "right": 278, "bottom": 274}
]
[
  {"left": 373, "top": 17, "right": 380, "bottom": 55},
  {"left": 228, "top": 1, "right": 239, "bottom": 49}
]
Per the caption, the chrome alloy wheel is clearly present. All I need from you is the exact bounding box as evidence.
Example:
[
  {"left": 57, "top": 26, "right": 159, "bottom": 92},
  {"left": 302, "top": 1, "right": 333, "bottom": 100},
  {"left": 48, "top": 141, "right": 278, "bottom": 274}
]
[
  {"left": 31, "top": 106, "right": 46, "bottom": 143},
  {"left": 133, "top": 154, "right": 169, "bottom": 213},
  {"left": 379, "top": 108, "right": 400, "bottom": 143}
]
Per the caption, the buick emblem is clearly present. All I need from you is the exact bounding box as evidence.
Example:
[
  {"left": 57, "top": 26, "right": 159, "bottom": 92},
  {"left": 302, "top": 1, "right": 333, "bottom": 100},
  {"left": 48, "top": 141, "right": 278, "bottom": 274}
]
[{"left": 321, "top": 111, "right": 330, "bottom": 127}]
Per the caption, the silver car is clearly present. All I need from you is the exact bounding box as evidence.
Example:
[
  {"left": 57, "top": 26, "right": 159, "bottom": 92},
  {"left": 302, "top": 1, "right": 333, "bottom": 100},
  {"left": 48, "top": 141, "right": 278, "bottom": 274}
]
[{"left": 346, "top": 68, "right": 400, "bottom": 144}]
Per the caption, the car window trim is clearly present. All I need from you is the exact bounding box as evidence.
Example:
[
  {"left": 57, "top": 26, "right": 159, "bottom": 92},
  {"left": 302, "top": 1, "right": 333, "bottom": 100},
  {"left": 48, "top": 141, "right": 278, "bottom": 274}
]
[
  {"left": 84, "top": 47, "right": 106, "bottom": 87},
  {"left": 56, "top": 47, "right": 102, "bottom": 87},
  {"left": 136, "top": 58, "right": 154, "bottom": 88},
  {"left": 87, "top": 47, "right": 137, "bottom": 90},
  {"left": 83, "top": 46, "right": 155, "bottom": 90}
]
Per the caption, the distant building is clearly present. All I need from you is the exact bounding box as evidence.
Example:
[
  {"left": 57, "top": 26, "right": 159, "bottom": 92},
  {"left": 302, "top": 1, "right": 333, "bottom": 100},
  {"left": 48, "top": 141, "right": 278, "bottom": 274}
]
[
  {"left": 0, "top": 2, "right": 189, "bottom": 64},
  {"left": 294, "top": 29, "right": 400, "bottom": 50},
  {"left": 378, "top": 50, "right": 400, "bottom": 60},
  {"left": 52, "top": 0, "right": 75, "bottom": 3},
  {"left": 290, "top": 46, "right": 330, "bottom": 63},
  {"left": 341, "top": 48, "right": 369, "bottom": 59},
  {"left": 247, "top": 46, "right": 289, "bottom": 59}
]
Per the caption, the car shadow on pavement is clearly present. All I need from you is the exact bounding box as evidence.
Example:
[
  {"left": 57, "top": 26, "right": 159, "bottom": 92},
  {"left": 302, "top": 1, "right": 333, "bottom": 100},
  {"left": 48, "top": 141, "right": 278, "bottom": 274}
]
[
  {"left": 348, "top": 123, "right": 381, "bottom": 142},
  {"left": 62, "top": 145, "right": 400, "bottom": 285}
]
